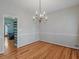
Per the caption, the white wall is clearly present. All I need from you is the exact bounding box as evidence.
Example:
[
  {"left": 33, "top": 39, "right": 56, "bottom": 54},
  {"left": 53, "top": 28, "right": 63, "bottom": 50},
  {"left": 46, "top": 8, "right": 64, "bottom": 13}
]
[
  {"left": 40, "top": 5, "right": 79, "bottom": 49},
  {"left": 0, "top": 0, "right": 39, "bottom": 53},
  {"left": 0, "top": 16, "right": 5, "bottom": 53},
  {"left": 0, "top": 0, "right": 79, "bottom": 54},
  {"left": 17, "top": 13, "right": 39, "bottom": 47}
]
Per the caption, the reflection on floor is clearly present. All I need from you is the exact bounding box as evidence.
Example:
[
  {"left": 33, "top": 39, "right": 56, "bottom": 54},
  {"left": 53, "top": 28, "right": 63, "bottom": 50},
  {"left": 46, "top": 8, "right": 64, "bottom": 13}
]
[
  {"left": 0, "top": 41, "right": 79, "bottom": 59},
  {"left": 4, "top": 37, "right": 16, "bottom": 55},
  {"left": 0, "top": 37, "right": 17, "bottom": 59}
]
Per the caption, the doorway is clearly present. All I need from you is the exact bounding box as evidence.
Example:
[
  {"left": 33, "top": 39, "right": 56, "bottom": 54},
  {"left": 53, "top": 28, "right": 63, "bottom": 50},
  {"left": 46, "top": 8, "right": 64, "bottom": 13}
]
[{"left": 4, "top": 16, "right": 17, "bottom": 53}]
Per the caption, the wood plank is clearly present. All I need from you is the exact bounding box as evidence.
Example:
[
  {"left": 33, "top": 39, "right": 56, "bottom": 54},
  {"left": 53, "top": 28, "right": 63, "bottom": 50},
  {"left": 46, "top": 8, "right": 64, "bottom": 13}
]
[{"left": 0, "top": 41, "right": 79, "bottom": 59}]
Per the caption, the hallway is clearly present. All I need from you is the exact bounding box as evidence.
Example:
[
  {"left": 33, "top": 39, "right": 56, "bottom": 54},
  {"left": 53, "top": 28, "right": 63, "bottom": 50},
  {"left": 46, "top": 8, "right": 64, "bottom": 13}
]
[
  {"left": 0, "top": 37, "right": 17, "bottom": 59},
  {"left": 4, "top": 37, "right": 16, "bottom": 55}
]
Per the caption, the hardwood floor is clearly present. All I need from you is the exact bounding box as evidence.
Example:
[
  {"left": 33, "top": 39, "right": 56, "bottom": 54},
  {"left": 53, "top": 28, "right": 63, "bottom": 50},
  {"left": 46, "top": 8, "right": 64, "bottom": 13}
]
[
  {"left": 0, "top": 41, "right": 79, "bottom": 59},
  {"left": 4, "top": 37, "right": 16, "bottom": 55}
]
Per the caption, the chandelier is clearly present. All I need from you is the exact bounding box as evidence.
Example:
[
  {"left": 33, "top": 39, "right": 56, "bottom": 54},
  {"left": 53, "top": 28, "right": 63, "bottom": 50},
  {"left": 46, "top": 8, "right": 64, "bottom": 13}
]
[{"left": 33, "top": 0, "right": 48, "bottom": 23}]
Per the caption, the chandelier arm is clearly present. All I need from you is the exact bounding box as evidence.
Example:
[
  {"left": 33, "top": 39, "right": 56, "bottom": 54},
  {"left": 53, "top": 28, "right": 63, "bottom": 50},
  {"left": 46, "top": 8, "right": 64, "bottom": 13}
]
[{"left": 39, "top": 0, "right": 41, "bottom": 15}]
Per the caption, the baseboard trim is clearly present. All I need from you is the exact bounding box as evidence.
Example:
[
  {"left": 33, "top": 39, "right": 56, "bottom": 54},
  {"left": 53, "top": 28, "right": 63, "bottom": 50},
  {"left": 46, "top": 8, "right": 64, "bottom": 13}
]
[
  {"left": 18, "top": 40, "right": 41, "bottom": 48},
  {"left": 40, "top": 40, "right": 79, "bottom": 50},
  {"left": 0, "top": 51, "right": 4, "bottom": 54},
  {"left": 18, "top": 40, "right": 79, "bottom": 50}
]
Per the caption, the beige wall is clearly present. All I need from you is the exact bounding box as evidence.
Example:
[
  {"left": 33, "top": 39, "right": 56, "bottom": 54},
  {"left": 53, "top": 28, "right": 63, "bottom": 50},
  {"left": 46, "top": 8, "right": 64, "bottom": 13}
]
[{"left": 40, "top": 5, "right": 79, "bottom": 49}]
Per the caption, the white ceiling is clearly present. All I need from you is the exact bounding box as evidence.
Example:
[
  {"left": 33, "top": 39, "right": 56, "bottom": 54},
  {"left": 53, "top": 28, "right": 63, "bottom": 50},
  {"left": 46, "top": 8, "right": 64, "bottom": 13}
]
[
  {"left": 14, "top": 0, "right": 79, "bottom": 14},
  {"left": 1, "top": 0, "right": 79, "bottom": 14}
]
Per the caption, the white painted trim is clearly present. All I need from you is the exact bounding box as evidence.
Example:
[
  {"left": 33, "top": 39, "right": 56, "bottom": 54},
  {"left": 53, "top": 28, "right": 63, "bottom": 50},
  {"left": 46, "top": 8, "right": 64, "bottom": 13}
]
[
  {"left": 3, "top": 15, "right": 18, "bottom": 19},
  {"left": 0, "top": 50, "right": 4, "bottom": 54},
  {"left": 39, "top": 32, "right": 78, "bottom": 36},
  {"left": 17, "top": 32, "right": 39, "bottom": 48},
  {"left": 41, "top": 40, "right": 79, "bottom": 49},
  {"left": 18, "top": 32, "right": 39, "bottom": 36},
  {"left": 3, "top": 15, "right": 18, "bottom": 53},
  {"left": 17, "top": 40, "right": 39, "bottom": 48},
  {"left": 40, "top": 32, "right": 79, "bottom": 49}
]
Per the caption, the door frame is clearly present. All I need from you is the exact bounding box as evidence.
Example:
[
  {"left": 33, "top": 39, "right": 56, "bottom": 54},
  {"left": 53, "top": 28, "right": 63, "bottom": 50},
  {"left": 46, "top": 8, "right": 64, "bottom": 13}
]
[{"left": 3, "top": 15, "right": 18, "bottom": 52}]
